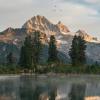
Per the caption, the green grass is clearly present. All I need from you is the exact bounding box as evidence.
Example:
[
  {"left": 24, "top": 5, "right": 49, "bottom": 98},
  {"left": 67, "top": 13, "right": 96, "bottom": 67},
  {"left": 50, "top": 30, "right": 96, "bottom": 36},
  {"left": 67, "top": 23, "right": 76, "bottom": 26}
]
[
  {"left": 0, "top": 63, "right": 100, "bottom": 74},
  {"left": 41, "top": 64, "right": 100, "bottom": 74}
]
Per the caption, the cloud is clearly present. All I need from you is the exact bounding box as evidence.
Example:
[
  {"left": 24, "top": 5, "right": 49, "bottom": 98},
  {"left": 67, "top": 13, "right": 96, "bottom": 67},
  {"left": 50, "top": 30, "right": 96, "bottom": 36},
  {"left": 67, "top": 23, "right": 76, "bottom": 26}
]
[
  {"left": 0, "top": 0, "right": 100, "bottom": 38},
  {"left": 54, "top": 2, "right": 100, "bottom": 37},
  {"left": 84, "top": 0, "right": 100, "bottom": 3},
  {"left": 0, "top": 0, "right": 31, "bottom": 7},
  {"left": 59, "top": 2, "right": 98, "bottom": 16}
]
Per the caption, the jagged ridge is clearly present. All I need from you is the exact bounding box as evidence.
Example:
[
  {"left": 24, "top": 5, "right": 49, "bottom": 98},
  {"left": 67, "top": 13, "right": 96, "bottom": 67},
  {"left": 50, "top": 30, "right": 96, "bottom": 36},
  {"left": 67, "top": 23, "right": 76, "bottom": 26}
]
[{"left": 0, "top": 15, "right": 100, "bottom": 64}]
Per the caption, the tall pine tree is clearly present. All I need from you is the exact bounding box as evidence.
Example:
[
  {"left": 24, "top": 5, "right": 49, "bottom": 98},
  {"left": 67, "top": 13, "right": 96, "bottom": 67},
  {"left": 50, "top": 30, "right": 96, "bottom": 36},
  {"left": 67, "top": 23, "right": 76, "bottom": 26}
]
[
  {"left": 19, "top": 31, "right": 42, "bottom": 72},
  {"left": 7, "top": 52, "right": 15, "bottom": 65},
  {"left": 48, "top": 35, "right": 58, "bottom": 63},
  {"left": 69, "top": 35, "right": 86, "bottom": 66},
  {"left": 19, "top": 35, "right": 33, "bottom": 69},
  {"left": 31, "top": 31, "right": 42, "bottom": 72},
  {"left": 78, "top": 36, "right": 86, "bottom": 65}
]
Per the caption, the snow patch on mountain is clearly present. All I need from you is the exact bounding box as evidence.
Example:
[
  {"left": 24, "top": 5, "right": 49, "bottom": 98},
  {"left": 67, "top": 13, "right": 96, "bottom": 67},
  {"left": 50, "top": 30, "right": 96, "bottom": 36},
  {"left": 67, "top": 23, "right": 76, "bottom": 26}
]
[{"left": 0, "top": 15, "right": 100, "bottom": 64}]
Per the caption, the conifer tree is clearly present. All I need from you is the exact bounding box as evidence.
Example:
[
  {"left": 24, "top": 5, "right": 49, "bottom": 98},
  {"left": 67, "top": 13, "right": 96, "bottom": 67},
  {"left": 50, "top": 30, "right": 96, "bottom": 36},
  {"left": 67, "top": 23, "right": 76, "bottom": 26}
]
[
  {"left": 78, "top": 36, "right": 86, "bottom": 65},
  {"left": 69, "top": 35, "right": 86, "bottom": 66},
  {"left": 19, "top": 35, "right": 33, "bottom": 69},
  {"left": 48, "top": 35, "right": 58, "bottom": 63},
  {"left": 31, "top": 31, "right": 42, "bottom": 72},
  {"left": 7, "top": 52, "right": 14, "bottom": 65}
]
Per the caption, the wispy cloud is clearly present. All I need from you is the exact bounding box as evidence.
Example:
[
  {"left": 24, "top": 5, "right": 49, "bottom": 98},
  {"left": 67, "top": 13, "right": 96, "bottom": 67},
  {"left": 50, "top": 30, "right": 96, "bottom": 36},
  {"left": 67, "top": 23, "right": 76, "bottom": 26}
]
[{"left": 84, "top": 0, "right": 100, "bottom": 4}]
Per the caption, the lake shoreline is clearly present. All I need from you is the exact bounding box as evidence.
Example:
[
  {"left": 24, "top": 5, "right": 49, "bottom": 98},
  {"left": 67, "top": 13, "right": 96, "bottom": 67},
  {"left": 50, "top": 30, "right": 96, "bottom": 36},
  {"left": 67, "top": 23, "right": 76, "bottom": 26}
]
[{"left": 0, "top": 73, "right": 100, "bottom": 78}]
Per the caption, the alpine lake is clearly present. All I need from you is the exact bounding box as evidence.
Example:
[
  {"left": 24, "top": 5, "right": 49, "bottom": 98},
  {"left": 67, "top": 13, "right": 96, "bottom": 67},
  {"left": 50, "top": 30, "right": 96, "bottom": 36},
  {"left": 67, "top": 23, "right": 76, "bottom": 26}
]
[{"left": 0, "top": 74, "right": 100, "bottom": 100}]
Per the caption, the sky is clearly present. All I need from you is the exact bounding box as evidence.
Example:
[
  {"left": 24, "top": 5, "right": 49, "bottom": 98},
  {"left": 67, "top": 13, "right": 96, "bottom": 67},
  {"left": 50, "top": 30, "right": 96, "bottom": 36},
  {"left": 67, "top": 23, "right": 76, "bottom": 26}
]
[{"left": 0, "top": 0, "right": 100, "bottom": 38}]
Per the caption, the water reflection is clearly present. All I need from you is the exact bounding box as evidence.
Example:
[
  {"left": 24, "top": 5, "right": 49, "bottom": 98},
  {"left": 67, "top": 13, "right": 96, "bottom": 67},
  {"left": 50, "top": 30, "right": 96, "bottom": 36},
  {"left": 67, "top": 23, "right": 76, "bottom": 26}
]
[
  {"left": 0, "top": 75, "right": 100, "bottom": 100},
  {"left": 19, "top": 76, "right": 34, "bottom": 100},
  {"left": 0, "top": 77, "right": 20, "bottom": 100},
  {"left": 33, "top": 85, "right": 57, "bottom": 100},
  {"left": 69, "top": 84, "right": 86, "bottom": 100},
  {"left": 19, "top": 75, "right": 57, "bottom": 100}
]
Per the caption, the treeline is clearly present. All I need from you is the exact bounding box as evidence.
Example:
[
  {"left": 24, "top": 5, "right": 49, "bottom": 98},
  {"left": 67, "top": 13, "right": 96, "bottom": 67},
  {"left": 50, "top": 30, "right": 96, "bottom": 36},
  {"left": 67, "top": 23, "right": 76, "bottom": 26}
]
[
  {"left": 18, "top": 31, "right": 59, "bottom": 72},
  {"left": 4, "top": 31, "right": 58, "bottom": 73},
  {"left": 1, "top": 31, "right": 100, "bottom": 74}
]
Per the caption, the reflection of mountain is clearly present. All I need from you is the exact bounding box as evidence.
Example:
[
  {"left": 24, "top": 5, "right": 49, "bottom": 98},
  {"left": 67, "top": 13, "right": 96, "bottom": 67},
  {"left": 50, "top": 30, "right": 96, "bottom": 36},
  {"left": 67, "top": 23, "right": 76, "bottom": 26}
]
[
  {"left": 19, "top": 76, "right": 57, "bottom": 100},
  {"left": 85, "top": 96, "right": 100, "bottom": 100},
  {"left": 0, "top": 76, "right": 100, "bottom": 100},
  {"left": 0, "top": 15, "right": 100, "bottom": 63}
]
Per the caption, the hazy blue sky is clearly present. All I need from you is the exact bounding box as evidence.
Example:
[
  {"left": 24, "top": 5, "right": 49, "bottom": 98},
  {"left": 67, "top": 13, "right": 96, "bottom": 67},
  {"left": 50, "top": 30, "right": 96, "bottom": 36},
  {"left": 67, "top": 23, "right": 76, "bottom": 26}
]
[{"left": 0, "top": 0, "right": 100, "bottom": 38}]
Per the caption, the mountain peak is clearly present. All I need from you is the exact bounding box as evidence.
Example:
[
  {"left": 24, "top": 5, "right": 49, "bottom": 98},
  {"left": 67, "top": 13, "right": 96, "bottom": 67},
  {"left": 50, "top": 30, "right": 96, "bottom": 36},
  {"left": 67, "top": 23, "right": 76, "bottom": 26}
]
[
  {"left": 22, "top": 15, "right": 51, "bottom": 30},
  {"left": 58, "top": 21, "right": 62, "bottom": 25},
  {"left": 76, "top": 29, "right": 98, "bottom": 42},
  {"left": 22, "top": 15, "right": 70, "bottom": 36},
  {"left": 57, "top": 21, "right": 70, "bottom": 33},
  {"left": 31, "top": 15, "right": 46, "bottom": 23},
  {"left": 76, "top": 29, "right": 88, "bottom": 37},
  {"left": 35, "top": 15, "right": 45, "bottom": 19},
  {"left": 1, "top": 27, "right": 15, "bottom": 35},
  {"left": 76, "top": 29, "right": 86, "bottom": 34},
  {"left": 5, "top": 27, "right": 14, "bottom": 32}
]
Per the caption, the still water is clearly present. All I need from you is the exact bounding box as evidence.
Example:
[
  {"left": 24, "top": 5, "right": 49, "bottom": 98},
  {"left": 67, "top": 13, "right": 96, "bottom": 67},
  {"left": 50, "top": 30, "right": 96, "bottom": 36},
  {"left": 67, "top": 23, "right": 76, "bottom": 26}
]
[{"left": 0, "top": 75, "right": 100, "bottom": 100}]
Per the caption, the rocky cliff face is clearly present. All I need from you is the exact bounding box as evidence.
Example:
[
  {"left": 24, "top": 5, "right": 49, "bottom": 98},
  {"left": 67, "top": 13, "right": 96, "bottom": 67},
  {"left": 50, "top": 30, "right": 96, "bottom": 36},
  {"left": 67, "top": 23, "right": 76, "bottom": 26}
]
[{"left": 0, "top": 15, "right": 100, "bottom": 64}]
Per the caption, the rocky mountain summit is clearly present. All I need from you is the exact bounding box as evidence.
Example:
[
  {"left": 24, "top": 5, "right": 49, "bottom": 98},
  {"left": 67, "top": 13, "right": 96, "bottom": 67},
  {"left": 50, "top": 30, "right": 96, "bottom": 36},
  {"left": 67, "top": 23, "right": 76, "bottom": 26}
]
[
  {"left": 0, "top": 15, "right": 100, "bottom": 64},
  {"left": 76, "top": 30, "right": 98, "bottom": 42},
  {"left": 22, "top": 15, "right": 70, "bottom": 37}
]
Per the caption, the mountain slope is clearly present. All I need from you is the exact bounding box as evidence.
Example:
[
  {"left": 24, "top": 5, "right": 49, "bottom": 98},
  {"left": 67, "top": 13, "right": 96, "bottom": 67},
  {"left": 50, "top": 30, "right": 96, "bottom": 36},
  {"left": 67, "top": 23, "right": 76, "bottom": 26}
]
[
  {"left": 0, "top": 15, "right": 100, "bottom": 64},
  {"left": 76, "top": 29, "right": 98, "bottom": 42},
  {"left": 22, "top": 15, "right": 70, "bottom": 37}
]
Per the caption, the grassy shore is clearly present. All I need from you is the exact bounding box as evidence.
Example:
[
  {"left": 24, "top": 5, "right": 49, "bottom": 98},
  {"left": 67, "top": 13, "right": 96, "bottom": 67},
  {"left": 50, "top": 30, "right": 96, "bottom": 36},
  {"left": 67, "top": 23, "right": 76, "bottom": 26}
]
[{"left": 0, "top": 64, "right": 100, "bottom": 74}]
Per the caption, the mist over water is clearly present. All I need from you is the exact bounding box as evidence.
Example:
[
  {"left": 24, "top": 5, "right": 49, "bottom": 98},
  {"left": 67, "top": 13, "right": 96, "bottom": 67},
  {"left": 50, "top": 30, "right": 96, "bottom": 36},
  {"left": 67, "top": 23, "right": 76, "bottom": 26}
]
[{"left": 0, "top": 75, "right": 100, "bottom": 100}]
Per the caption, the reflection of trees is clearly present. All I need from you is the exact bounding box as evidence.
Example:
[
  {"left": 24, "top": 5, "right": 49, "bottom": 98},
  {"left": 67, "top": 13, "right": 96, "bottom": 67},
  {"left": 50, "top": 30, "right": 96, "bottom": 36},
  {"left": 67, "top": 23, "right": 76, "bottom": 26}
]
[
  {"left": 69, "top": 84, "right": 86, "bottom": 100},
  {"left": 33, "top": 84, "right": 57, "bottom": 100},
  {"left": 33, "top": 86, "right": 46, "bottom": 100},
  {"left": 49, "top": 85, "right": 57, "bottom": 100},
  {"left": 0, "top": 79, "right": 19, "bottom": 100},
  {"left": 0, "top": 80, "right": 13, "bottom": 95},
  {"left": 19, "top": 76, "right": 35, "bottom": 100},
  {"left": 19, "top": 76, "right": 57, "bottom": 100}
]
